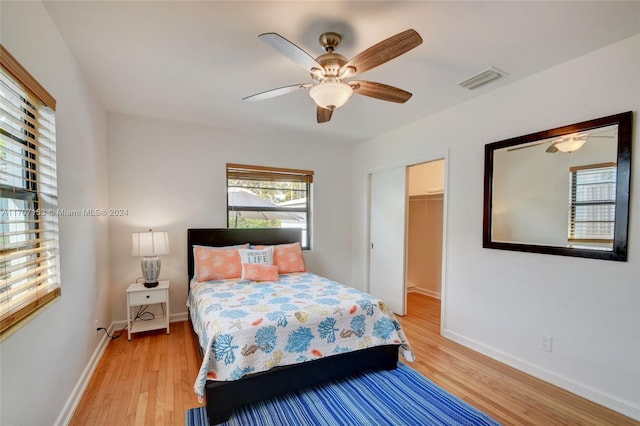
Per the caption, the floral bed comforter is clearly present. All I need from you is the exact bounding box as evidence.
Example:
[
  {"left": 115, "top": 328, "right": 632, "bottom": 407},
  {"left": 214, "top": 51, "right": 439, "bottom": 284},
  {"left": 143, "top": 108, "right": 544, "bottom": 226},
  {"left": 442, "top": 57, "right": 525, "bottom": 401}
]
[{"left": 187, "top": 272, "right": 414, "bottom": 400}]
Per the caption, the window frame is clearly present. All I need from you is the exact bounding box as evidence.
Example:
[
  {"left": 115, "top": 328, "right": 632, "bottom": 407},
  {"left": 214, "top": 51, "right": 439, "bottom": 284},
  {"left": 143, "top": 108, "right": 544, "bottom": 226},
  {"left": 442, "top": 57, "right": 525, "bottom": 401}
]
[
  {"left": 1, "top": 44, "right": 60, "bottom": 338},
  {"left": 226, "top": 163, "right": 313, "bottom": 249}
]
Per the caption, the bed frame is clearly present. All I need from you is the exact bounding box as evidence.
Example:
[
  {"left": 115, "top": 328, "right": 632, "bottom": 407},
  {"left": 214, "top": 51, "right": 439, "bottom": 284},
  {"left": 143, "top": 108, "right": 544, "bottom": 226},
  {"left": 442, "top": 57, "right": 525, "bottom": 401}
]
[{"left": 187, "top": 228, "right": 399, "bottom": 425}]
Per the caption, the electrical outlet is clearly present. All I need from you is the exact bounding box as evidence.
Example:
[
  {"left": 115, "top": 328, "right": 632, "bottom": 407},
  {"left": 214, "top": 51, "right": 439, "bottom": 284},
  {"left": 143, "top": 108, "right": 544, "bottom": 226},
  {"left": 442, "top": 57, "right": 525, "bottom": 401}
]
[{"left": 540, "top": 335, "right": 553, "bottom": 352}]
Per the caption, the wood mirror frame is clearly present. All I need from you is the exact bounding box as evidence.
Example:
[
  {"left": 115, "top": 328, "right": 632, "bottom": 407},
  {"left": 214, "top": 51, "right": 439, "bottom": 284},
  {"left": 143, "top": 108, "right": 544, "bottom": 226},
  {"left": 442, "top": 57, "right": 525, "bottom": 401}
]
[{"left": 483, "top": 111, "right": 633, "bottom": 261}]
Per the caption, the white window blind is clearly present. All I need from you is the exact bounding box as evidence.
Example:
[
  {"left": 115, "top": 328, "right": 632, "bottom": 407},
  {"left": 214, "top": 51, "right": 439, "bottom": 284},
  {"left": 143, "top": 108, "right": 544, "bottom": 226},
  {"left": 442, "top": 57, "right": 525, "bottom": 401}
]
[
  {"left": 568, "top": 163, "right": 616, "bottom": 243},
  {"left": 226, "top": 163, "right": 313, "bottom": 249},
  {"left": 0, "top": 45, "right": 60, "bottom": 337}
]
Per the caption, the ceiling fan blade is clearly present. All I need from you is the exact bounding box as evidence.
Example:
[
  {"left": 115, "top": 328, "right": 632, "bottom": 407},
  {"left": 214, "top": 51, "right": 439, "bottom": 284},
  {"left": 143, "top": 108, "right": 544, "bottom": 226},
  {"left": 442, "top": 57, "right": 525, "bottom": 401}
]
[
  {"left": 351, "top": 81, "right": 412, "bottom": 103},
  {"left": 317, "top": 106, "right": 333, "bottom": 123},
  {"left": 507, "top": 140, "right": 551, "bottom": 152},
  {"left": 546, "top": 143, "right": 559, "bottom": 153},
  {"left": 341, "top": 29, "right": 422, "bottom": 77},
  {"left": 259, "top": 33, "right": 323, "bottom": 74},
  {"left": 242, "top": 83, "right": 312, "bottom": 102}
]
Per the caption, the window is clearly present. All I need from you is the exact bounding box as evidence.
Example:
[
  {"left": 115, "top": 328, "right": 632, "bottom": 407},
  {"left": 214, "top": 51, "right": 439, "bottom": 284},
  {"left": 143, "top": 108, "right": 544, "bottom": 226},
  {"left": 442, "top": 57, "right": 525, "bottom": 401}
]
[
  {"left": 568, "top": 162, "right": 616, "bottom": 243},
  {"left": 226, "top": 163, "right": 313, "bottom": 249},
  {"left": 0, "top": 45, "right": 60, "bottom": 337}
]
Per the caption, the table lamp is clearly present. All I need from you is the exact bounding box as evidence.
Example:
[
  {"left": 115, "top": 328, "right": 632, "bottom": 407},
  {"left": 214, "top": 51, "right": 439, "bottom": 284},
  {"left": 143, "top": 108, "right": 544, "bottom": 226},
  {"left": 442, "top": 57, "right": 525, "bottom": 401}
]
[{"left": 132, "top": 229, "right": 170, "bottom": 287}]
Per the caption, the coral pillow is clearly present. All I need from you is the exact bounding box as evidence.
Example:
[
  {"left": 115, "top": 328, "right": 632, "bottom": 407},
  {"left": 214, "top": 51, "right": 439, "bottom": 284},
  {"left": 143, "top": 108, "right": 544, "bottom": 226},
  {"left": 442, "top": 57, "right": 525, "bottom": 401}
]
[
  {"left": 192, "top": 244, "right": 248, "bottom": 280},
  {"left": 194, "top": 246, "right": 244, "bottom": 282},
  {"left": 242, "top": 263, "right": 279, "bottom": 282},
  {"left": 272, "top": 242, "right": 306, "bottom": 273}
]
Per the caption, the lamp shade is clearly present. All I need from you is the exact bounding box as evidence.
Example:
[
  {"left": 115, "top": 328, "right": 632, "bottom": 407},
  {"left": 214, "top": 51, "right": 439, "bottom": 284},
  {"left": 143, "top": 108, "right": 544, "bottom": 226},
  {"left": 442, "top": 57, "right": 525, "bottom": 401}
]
[
  {"left": 309, "top": 81, "right": 353, "bottom": 109},
  {"left": 132, "top": 230, "right": 170, "bottom": 257}
]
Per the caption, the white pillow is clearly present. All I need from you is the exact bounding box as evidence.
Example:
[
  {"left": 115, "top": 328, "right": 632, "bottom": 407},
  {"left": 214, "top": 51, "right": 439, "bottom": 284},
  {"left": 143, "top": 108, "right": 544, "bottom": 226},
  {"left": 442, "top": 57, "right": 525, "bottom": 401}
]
[
  {"left": 238, "top": 246, "right": 274, "bottom": 265},
  {"left": 238, "top": 246, "right": 274, "bottom": 279}
]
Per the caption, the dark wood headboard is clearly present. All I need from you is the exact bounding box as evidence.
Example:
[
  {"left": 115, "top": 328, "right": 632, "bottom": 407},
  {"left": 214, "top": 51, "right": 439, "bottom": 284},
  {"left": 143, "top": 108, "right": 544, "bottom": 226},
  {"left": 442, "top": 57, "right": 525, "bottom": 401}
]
[{"left": 187, "top": 228, "right": 302, "bottom": 281}]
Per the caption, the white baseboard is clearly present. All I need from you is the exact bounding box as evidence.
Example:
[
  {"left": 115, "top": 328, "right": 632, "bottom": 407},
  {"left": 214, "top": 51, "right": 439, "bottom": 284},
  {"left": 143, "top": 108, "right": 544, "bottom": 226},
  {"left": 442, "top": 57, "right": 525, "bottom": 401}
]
[
  {"left": 171, "top": 311, "right": 188, "bottom": 323},
  {"left": 54, "top": 326, "right": 112, "bottom": 426},
  {"left": 408, "top": 287, "right": 441, "bottom": 299},
  {"left": 442, "top": 329, "right": 640, "bottom": 421}
]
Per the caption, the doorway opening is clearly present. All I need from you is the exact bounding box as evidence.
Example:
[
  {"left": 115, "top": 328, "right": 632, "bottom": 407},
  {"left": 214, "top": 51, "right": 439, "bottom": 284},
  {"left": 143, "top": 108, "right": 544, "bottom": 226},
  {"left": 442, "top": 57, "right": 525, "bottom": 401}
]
[{"left": 407, "top": 160, "right": 445, "bottom": 318}]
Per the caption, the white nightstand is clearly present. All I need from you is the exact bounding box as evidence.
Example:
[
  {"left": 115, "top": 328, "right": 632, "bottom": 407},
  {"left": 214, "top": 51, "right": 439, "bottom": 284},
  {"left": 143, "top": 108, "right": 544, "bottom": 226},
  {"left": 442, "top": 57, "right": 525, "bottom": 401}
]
[{"left": 126, "top": 280, "right": 170, "bottom": 340}]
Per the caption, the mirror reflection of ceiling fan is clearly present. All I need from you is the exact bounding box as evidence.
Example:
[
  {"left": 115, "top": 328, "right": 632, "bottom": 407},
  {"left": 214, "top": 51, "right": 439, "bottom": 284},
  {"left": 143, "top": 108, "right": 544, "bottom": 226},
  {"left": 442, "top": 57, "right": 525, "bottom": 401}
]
[
  {"left": 242, "top": 29, "right": 423, "bottom": 123},
  {"left": 507, "top": 130, "right": 614, "bottom": 154}
]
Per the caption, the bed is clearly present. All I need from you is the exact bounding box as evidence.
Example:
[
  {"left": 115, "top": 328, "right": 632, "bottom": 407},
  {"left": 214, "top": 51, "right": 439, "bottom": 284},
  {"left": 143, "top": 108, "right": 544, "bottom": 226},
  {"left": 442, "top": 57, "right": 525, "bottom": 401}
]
[{"left": 187, "top": 228, "right": 414, "bottom": 425}]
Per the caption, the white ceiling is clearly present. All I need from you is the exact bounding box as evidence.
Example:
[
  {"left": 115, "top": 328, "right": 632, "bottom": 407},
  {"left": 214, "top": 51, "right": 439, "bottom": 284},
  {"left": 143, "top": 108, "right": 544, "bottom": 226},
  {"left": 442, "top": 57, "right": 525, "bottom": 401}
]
[{"left": 43, "top": 1, "right": 640, "bottom": 145}]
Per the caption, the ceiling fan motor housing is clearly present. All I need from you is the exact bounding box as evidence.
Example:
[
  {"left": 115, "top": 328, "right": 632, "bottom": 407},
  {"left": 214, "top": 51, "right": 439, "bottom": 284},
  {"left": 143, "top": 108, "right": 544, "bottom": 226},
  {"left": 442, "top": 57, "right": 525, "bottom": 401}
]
[
  {"left": 311, "top": 32, "right": 350, "bottom": 81},
  {"left": 313, "top": 52, "right": 348, "bottom": 80}
]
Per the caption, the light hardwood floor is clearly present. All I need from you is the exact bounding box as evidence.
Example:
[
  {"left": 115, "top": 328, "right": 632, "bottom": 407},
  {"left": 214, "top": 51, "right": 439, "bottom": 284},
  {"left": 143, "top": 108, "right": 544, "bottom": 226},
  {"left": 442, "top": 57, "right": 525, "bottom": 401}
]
[{"left": 70, "top": 293, "right": 639, "bottom": 425}]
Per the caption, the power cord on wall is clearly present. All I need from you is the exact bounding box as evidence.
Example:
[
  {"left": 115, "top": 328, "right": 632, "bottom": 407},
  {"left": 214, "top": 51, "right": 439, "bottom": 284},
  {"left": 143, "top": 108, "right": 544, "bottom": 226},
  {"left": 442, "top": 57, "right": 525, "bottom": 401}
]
[
  {"left": 97, "top": 305, "right": 157, "bottom": 339},
  {"left": 96, "top": 324, "right": 126, "bottom": 339}
]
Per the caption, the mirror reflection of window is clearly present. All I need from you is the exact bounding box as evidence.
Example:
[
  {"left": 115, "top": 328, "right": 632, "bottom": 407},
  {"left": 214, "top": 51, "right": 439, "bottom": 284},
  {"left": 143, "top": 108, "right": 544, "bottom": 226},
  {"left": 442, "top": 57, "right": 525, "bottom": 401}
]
[{"left": 568, "top": 163, "right": 616, "bottom": 250}]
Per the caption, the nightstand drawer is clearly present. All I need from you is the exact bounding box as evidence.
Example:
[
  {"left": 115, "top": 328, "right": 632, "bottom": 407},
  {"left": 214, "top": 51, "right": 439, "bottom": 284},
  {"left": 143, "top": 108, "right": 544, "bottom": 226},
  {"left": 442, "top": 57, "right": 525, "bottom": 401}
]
[{"left": 129, "top": 289, "right": 166, "bottom": 305}]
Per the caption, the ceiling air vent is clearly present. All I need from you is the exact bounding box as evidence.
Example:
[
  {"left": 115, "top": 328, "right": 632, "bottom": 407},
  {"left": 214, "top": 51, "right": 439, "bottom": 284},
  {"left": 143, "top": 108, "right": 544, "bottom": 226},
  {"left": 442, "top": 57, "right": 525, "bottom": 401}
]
[{"left": 459, "top": 67, "right": 505, "bottom": 90}]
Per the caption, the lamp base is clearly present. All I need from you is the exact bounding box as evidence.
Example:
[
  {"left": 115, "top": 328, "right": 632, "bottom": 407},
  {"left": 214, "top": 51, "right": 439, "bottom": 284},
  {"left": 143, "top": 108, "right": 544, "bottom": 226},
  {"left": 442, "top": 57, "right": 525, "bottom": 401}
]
[{"left": 141, "top": 256, "right": 161, "bottom": 287}]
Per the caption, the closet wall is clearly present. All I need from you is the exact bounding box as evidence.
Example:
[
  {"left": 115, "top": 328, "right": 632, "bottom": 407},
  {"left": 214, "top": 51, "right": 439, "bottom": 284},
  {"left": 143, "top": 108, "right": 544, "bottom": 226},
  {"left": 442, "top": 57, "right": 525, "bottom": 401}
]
[{"left": 407, "top": 160, "right": 444, "bottom": 298}]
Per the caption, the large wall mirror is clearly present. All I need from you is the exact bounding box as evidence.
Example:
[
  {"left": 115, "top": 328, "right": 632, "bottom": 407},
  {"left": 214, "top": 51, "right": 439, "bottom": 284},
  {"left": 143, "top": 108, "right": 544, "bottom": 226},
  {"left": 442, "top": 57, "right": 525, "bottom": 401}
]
[{"left": 483, "top": 111, "right": 633, "bottom": 261}]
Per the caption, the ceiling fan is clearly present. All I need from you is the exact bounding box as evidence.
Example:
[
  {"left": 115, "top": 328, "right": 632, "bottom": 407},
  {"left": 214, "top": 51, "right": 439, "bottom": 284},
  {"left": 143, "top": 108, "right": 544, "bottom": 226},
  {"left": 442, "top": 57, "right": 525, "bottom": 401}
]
[{"left": 242, "top": 29, "right": 423, "bottom": 123}]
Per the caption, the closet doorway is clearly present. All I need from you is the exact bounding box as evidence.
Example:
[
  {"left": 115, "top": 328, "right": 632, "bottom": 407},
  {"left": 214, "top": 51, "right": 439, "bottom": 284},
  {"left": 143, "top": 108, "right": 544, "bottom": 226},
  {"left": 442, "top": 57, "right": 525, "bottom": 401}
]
[{"left": 407, "top": 160, "right": 445, "bottom": 315}]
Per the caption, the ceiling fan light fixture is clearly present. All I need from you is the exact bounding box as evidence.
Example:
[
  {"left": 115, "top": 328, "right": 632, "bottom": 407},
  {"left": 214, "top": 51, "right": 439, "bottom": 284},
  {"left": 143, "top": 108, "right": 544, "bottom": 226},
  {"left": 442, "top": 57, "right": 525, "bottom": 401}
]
[
  {"left": 309, "top": 81, "right": 353, "bottom": 109},
  {"left": 554, "top": 137, "right": 587, "bottom": 153}
]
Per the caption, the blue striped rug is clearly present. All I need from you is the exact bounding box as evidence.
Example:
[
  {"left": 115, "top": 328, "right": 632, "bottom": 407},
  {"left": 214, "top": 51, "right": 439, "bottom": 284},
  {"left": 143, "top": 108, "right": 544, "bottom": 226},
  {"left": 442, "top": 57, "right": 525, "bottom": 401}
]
[{"left": 185, "top": 363, "right": 500, "bottom": 425}]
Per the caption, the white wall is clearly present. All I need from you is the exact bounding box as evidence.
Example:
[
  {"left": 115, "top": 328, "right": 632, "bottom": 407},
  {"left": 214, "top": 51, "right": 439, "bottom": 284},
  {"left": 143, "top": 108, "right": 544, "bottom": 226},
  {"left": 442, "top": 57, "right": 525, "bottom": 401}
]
[
  {"left": 107, "top": 113, "right": 353, "bottom": 324},
  {"left": 351, "top": 35, "right": 640, "bottom": 420},
  {"left": 0, "top": 2, "right": 110, "bottom": 425}
]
